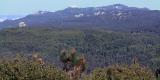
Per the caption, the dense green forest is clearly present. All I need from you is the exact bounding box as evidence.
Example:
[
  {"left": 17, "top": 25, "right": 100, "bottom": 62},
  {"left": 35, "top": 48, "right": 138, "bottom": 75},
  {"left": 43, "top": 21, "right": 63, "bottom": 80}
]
[
  {"left": 0, "top": 27, "right": 160, "bottom": 79},
  {"left": 0, "top": 27, "right": 160, "bottom": 72}
]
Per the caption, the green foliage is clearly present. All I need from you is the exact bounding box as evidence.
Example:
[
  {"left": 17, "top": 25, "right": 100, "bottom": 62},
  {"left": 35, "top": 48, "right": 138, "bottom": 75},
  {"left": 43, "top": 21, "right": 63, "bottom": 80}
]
[
  {"left": 0, "top": 55, "right": 69, "bottom": 80},
  {"left": 157, "top": 76, "right": 160, "bottom": 80},
  {"left": 84, "top": 63, "right": 156, "bottom": 80},
  {"left": 0, "top": 27, "right": 159, "bottom": 71}
]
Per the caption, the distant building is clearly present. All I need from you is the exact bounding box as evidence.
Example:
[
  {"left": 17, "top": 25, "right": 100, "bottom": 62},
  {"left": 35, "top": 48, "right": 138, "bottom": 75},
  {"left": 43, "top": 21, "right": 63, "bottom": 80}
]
[{"left": 19, "top": 22, "right": 26, "bottom": 28}]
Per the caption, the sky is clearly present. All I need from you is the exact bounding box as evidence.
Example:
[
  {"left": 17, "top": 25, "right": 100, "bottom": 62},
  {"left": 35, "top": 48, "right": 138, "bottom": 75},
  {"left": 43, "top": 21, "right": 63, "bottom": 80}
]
[{"left": 0, "top": 0, "right": 160, "bottom": 16}]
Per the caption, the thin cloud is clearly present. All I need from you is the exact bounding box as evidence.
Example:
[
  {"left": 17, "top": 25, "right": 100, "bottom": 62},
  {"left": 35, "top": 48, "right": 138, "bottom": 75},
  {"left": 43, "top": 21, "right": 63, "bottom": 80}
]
[{"left": 69, "top": 5, "right": 78, "bottom": 8}]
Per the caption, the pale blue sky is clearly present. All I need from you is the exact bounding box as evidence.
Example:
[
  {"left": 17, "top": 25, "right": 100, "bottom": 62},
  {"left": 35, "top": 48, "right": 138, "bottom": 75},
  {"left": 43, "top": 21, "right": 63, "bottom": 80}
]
[{"left": 0, "top": 0, "right": 160, "bottom": 15}]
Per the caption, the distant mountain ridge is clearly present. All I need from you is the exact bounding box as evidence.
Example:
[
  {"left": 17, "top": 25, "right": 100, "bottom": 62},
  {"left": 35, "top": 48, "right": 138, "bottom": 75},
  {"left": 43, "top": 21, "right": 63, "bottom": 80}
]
[
  {"left": 0, "top": 15, "right": 25, "bottom": 22},
  {"left": 0, "top": 4, "right": 160, "bottom": 33}
]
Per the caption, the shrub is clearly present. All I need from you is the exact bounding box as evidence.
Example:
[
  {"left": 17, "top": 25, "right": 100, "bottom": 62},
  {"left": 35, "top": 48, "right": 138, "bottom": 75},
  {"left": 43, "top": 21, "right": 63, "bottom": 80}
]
[
  {"left": 0, "top": 55, "right": 69, "bottom": 80},
  {"left": 84, "top": 63, "right": 156, "bottom": 80}
]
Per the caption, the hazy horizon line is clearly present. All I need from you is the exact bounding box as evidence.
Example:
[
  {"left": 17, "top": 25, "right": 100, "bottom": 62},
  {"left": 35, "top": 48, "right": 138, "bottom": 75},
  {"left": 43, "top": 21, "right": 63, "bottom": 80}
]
[{"left": 0, "top": 3, "right": 159, "bottom": 16}]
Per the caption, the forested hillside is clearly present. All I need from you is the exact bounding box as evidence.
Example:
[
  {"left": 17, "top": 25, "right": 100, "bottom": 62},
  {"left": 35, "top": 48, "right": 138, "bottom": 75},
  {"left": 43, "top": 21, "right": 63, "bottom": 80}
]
[{"left": 0, "top": 27, "right": 159, "bottom": 72}]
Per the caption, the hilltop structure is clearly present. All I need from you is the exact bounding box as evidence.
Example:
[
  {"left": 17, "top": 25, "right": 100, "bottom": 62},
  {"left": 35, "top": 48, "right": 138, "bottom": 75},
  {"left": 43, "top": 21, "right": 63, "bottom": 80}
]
[{"left": 19, "top": 22, "right": 26, "bottom": 28}]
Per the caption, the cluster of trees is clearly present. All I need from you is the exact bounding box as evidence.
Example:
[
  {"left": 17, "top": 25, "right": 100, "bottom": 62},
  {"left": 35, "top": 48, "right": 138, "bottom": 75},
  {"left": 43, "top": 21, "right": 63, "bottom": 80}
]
[
  {"left": 0, "top": 27, "right": 159, "bottom": 72},
  {"left": 84, "top": 63, "right": 156, "bottom": 80},
  {"left": 0, "top": 53, "right": 157, "bottom": 80},
  {"left": 0, "top": 54, "right": 69, "bottom": 80},
  {"left": 60, "top": 48, "right": 86, "bottom": 80}
]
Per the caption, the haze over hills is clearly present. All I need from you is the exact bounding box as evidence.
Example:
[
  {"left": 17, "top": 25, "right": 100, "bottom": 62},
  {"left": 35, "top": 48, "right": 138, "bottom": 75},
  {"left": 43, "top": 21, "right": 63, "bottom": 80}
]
[
  {"left": 0, "top": 15, "right": 25, "bottom": 22},
  {"left": 1, "top": 0, "right": 160, "bottom": 78},
  {"left": 0, "top": 4, "right": 160, "bottom": 34},
  {"left": 0, "top": 3, "right": 160, "bottom": 70},
  {"left": 0, "top": 3, "right": 160, "bottom": 79}
]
